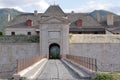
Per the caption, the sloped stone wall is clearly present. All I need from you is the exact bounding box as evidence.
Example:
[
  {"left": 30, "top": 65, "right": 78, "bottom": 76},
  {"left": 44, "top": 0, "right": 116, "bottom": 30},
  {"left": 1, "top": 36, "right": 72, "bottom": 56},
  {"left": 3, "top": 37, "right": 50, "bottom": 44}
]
[{"left": 0, "top": 43, "right": 39, "bottom": 78}]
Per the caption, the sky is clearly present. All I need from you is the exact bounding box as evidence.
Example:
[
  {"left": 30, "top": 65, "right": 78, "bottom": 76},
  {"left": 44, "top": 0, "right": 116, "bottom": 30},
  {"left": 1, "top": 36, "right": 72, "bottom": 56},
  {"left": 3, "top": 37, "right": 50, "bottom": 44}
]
[{"left": 0, "top": 0, "right": 120, "bottom": 14}]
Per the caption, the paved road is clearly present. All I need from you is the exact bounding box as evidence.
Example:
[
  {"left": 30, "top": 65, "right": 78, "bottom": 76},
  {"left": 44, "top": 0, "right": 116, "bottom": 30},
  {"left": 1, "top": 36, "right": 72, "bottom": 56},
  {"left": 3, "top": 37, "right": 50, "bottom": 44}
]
[{"left": 36, "top": 60, "right": 81, "bottom": 80}]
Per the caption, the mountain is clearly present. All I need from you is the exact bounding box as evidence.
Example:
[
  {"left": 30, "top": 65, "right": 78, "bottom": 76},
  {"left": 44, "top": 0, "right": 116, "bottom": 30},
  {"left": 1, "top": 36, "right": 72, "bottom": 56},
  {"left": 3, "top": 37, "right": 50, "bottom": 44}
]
[
  {"left": 0, "top": 8, "right": 23, "bottom": 34},
  {"left": 89, "top": 10, "right": 117, "bottom": 19}
]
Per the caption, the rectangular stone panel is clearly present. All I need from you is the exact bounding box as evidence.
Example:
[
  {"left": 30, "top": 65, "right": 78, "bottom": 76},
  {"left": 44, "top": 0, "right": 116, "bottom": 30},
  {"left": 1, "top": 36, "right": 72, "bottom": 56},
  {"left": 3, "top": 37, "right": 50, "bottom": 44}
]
[{"left": 48, "top": 31, "right": 60, "bottom": 39}]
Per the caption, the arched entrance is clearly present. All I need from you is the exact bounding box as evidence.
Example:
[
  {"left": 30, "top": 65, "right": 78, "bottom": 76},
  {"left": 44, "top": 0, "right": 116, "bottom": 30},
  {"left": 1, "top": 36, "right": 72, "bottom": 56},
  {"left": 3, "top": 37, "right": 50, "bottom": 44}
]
[{"left": 49, "top": 43, "right": 60, "bottom": 59}]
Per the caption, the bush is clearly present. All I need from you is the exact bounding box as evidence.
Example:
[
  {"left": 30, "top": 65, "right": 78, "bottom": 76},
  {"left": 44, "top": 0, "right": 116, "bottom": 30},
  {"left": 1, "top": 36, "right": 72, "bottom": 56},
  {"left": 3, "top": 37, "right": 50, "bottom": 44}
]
[
  {"left": 93, "top": 73, "right": 113, "bottom": 80},
  {"left": 0, "top": 35, "right": 39, "bottom": 43}
]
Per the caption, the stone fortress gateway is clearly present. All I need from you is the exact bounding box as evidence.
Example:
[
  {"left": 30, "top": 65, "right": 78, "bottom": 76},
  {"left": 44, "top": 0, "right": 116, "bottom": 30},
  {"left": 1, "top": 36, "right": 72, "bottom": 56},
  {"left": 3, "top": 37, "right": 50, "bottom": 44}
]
[
  {"left": 39, "top": 16, "right": 69, "bottom": 58},
  {"left": 5, "top": 5, "right": 120, "bottom": 58},
  {"left": 38, "top": 6, "right": 70, "bottom": 58},
  {"left": 6, "top": 5, "right": 71, "bottom": 59},
  {"left": 1, "top": 5, "right": 120, "bottom": 75}
]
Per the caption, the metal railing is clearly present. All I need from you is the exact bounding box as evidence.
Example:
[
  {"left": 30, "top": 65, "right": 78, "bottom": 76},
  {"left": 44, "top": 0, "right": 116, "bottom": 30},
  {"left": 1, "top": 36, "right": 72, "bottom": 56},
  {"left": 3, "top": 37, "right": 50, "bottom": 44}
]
[
  {"left": 66, "top": 54, "right": 97, "bottom": 72},
  {"left": 17, "top": 55, "right": 43, "bottom": 72},
  {"left": 0, "top": 55, "right": 43, "bottom": 78}
]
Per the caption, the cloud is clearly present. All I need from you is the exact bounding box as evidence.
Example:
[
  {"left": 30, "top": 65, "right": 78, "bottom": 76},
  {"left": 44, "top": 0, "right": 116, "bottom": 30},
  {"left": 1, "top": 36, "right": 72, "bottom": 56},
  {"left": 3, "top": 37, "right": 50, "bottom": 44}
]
[
  {"left": 64, "top": 0, "right": 120, "bottom": 15},
  {"left": 0, "top": 0, "right": 119, "bottom": 15},
  {"left": 48, "top": 0, "right": 60, "bottom": 4},
  {"left": 0, "top": 0, "right": 49, "bottom": 12},
  {"left": 0, "top": 6, "right": 24, "bottom": 12},
  {"left": 110, "top": 6, "right": 120, "bottom": 15},
  {"left": 38, "top": 0, "right": 49, "bottom": 10},
  {"left": 13, "top": 7, "right": 24, "bottom": 12},
  {"left": 21, "top": 0, "right": 49, "bottom": 12},
  {"left": 0, "top": 0, "right": 34, "bottom": 7}
]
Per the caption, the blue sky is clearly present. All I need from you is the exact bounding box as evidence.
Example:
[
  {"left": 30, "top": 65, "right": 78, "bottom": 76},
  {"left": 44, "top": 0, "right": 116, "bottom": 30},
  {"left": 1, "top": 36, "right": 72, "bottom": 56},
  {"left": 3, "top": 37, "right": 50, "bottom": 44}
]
[{"left": 0, "top": 0, "right": 120, "bottom": 14}]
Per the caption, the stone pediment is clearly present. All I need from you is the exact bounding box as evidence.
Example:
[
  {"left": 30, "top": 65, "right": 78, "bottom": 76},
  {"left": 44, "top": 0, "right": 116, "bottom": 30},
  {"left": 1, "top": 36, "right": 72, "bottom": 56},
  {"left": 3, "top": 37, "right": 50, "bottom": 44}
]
[
  {"left": 40, "top": 16, "right": 69, "bottom": 24},
  {"left": 44, "top": 5, "right": 66, "bottom": 17}
]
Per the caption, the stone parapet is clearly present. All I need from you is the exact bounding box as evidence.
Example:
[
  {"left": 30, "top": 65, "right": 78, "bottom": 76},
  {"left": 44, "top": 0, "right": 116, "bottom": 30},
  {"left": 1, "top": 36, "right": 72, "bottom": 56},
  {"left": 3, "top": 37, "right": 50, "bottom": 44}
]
[{"left": 70, "top": 34, "right": 120, "bottom": 43}]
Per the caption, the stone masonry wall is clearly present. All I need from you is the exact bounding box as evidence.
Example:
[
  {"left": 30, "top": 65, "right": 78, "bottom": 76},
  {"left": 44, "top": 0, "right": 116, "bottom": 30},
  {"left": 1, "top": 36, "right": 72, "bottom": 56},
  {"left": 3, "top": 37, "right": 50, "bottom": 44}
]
[
  {"left": 70, "top": 43, "right": 120, "bottom": 72},
  {"left": 69, "top": 34, "right": 120, "bottom": 72},
  {"left": 0, "top": 43, "right": 39, "bottom": 78},
  {"left": 70, "top": 34, "right": 120, "bottom": 43}
]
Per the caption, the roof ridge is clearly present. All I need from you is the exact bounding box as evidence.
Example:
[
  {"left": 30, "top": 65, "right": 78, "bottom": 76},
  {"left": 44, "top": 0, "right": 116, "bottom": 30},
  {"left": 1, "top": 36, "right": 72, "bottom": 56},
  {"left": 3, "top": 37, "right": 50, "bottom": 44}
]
[{"left": 44, "top": 5, "right": 66, "bottom": 16}]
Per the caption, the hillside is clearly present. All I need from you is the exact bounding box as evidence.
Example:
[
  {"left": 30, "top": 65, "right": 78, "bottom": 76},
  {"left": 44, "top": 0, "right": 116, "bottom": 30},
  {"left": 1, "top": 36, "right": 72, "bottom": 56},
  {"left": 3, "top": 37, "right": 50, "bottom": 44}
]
[
  {"left": 90, "top": 10, "right": 117, "bottom": 19},
  {"left": 0, "top": 8, "right": 22, "bottom": 34}
]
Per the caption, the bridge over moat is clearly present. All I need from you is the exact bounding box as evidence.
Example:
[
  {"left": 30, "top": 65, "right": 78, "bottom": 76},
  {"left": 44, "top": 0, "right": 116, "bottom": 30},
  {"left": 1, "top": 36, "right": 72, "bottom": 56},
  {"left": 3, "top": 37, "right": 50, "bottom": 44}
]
[{"left": 13, "top": 55, "right": 97, "bottom": 80}]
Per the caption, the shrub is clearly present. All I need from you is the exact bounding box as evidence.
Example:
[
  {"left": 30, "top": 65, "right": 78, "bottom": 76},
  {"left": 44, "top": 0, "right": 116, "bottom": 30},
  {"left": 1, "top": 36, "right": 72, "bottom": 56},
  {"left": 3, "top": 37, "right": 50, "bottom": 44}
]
[
  {"left": 0, "top": 35, "right": 39, "bottom": 43},
  {"left": 93, "top": 73, "right": 113, "bottom": 80}
]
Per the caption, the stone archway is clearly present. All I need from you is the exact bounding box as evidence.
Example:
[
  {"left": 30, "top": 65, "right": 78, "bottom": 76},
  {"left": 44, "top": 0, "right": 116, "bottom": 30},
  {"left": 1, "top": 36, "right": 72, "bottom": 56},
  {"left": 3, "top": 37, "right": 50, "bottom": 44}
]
[{"left": 49, "top": 43, "right": 60, "bottom": 59}]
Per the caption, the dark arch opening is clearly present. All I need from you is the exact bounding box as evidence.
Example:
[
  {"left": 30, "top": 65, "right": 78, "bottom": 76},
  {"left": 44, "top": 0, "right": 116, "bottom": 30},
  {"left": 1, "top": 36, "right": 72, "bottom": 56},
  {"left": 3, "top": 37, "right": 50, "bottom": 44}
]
[
  {"left": 0, "top": 32, "right": 3, "bottom": 36},
  {"left": 49, "top": 43, "right": 60, "bottom": 59}
]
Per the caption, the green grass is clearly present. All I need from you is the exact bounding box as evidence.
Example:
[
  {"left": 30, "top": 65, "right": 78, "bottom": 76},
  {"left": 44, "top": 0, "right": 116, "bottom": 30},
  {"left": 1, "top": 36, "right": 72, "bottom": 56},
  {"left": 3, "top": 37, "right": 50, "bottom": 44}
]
[
  {"left": 93, "top": 72, "right": 120, "bottom": 80},
  {"left": 111, "top": 72, "right": 120, "bottom": 80}
]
